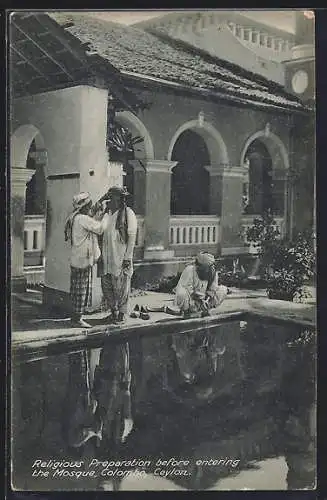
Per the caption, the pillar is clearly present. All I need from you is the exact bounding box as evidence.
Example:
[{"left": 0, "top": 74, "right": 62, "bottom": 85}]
[
  {"left": 205, "top": 164, "right": 247, "bottom": 255},
  {"left": 11, "top": 167, "right": 35, "bottom": 292},
  {"left": 108, "top": 161, "right": 124, "bottom": 188},
  {"left": 129, "top": 160, "right": 146, "bottom": 215},
  {"left": 42, "top": 86, "right": 109, "bottom": 310},
  {"left": 272, "top": 167, "right": 288, "bottom": 236},
  {"left": 142, "top": 160, "right": 177, "bottom": 260}
]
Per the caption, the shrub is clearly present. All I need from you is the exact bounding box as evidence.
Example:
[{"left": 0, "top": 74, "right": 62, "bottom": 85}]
[
  {"left": 218, "top": 264, "right": 247, "bottom": 288},
  {"left": 246, "top": 212, "right": 315, "bottom": 302}
]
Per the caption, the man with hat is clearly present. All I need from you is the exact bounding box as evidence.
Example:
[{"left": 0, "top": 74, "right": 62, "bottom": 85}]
[
  {"left": 95, "top": 185, "right": 137, "bottom": 324},
  {"left": 65, "top": 192, "right": 107, "bottom": 328}
]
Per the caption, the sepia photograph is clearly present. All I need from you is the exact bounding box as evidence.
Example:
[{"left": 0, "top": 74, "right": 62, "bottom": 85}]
[{"left": 9, "top": 9, "right": 316, "bottom": 491}]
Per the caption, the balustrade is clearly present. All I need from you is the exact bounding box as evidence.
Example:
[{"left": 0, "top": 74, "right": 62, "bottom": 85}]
[
  {"left": 169, "top": 216, "right": 220, "bottom": 246},
  {"left": 241, "top": 215, "right": 285, "bottom": 254},
  {"left": 23, "top": 215, "right": 45, "bottom": 268}
]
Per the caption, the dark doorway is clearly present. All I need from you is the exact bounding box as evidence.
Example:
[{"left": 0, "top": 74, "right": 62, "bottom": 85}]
[
  {"left": 244, "top": 139, "right": 274, "bottom": 215},
  {"left": 25, "top": 140, "right": 47, "bottom": 216},
  {"left": 171, "top": 130, "right": 210, "bottom": 215}
]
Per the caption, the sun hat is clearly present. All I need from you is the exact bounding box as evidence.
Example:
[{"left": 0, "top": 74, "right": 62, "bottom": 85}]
[
  {"left": 72, "top": 192, "right": 92, "bottom": 211},
  {"left": 106, "top": 185, "right": 129, "bottom": 198}
]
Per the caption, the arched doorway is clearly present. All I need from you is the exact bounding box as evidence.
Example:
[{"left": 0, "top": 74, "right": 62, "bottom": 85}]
[
  {"left": 243, "top": 139, "right": 274, "bottom": 215},
  {"left": 11, "top": 124, "right": 48, "bottom": 288},
  {"left": 24, "top": 137, "right": 48, "bottom": 268},
  {"left": 108, "top": 109, "right": 154, "bottom": 211},
  {"left": 25, "top": 139, "right": 47, "bottom": 216},
  {"left": 241, "top": 130, "right": 289, "bottom": 218},
  {"left": 170, "top": 129, "right": 210, "bottom": 215},
  {"left": 167, "top": 118, "right": 229, "bottom": 217}
]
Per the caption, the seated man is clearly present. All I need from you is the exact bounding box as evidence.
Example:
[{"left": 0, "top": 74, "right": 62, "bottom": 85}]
[
  {"left": 175, "top": 252, "right": 228, "bottom": 317},
  {"left": 133, "top": 252, "right": 229, "bottom": 319}
]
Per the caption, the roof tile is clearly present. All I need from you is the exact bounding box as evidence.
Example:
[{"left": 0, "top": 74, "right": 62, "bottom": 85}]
[{"left": 49, "top": 13, "right": 307, "bottom": 112}]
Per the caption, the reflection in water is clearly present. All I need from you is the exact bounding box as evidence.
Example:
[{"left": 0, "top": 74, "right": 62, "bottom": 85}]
[{"left": 12, "top": 319, "right": 316, "bottom": 491}]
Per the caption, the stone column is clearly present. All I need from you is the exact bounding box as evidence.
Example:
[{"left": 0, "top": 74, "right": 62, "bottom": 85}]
[
  {"left": 41, "top": 86, "right": 109, "bottom": 310},
  {"left": 143, "top": 160, "right": 177, "bottom": 260},
  {"left": 11, "top": 167, "right": 35, "bottom": 292},
  {"left": 108, "top": 161, "right": 124, "bottom": 188},
  {"left": 205, "top": 164, "right": 247, "bottom": 255},
  {"left": 272, "top": 167, "right": 288, "bottom": 236},
  {"left": 129, "top": 160, "right": 146, "bottom": 216}
]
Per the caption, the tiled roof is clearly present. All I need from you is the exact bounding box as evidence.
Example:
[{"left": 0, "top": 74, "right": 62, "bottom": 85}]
[{"left": 50, "top": 13, "right": 307, "bottom": 112}]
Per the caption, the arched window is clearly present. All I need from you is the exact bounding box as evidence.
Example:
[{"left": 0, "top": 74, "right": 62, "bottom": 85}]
[{"left": 170, "top": 129, "right": 210, "bottom": 215}]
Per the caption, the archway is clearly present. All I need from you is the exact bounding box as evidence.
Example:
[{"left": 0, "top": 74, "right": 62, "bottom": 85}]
[
  {"left": 240, "top": 129, "right": 289, "bottom": 217},
  {"left": 170, "top": 129, "right": 210, "bottom": 215},
  {"left": 25, "top": 136, "right": 47, "bottom": 216},
  {"left": 11, "top": 124, "right": 42, "bottom": 168},
  {"left": 167, "top": 119, "right": 229, "bottom": 215},
  {"left": 168, "top": 119, "right": 229, "bottom": 165},
  {"left": 242, "top": 139, "right": 274, "bottom": 215},
  {"left": 11, "top": 125, "right": 48, "bottom": 272},
  {"left": 110, "top": 110, "right": 154, "bottom": 209},
  {"left": 115, "top": 111, "right": 154, "bottom": 161}
]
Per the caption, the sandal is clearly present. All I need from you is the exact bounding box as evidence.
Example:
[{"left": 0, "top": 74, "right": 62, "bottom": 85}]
[
  {"left": 130, "top": 305, "right": 140, "bottom": 318},
  {"left": 140, "top": 306, "right": 150, "bottom": 320}
]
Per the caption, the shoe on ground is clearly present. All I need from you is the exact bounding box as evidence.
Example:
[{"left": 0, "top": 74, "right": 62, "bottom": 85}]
[{"left": 140, "top": 306, "right": 150, "bottom": 320}]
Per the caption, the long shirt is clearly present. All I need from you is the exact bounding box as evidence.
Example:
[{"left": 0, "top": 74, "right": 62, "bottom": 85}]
[
  {"left": 101, "top": 207, "right": 138, "bottom": 277},
  {"left": 70, "top": 214, "right": 107, "bottom": 269}
]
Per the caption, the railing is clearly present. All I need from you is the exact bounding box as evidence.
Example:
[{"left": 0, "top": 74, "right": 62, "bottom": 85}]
[
  {"left": 226, "top": 21, "right": 293, "bottom": 53},
  {"left": 170, "top": 216, "right": 220, "bottom": 246},
  {"left": 242, "top": 215, "right": 285, "bottom": 253},
  {"left": 24, "top": 215, "right": 46, "bottom": 267}
]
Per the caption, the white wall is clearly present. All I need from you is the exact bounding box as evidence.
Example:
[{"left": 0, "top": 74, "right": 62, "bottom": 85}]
[{"left": 12, "top": 85, "right": 109, "bottom": 294}]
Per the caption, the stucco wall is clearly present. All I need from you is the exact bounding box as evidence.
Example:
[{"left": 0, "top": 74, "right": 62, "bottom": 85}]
[
  {"left": 12, "top": 86, "right": 109, "bottom": 293},
  {"left": 133, "top": 85, "right": 292, "bottom": 168}
]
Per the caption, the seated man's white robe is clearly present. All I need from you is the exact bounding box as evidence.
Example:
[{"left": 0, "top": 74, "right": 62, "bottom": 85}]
[{"left": 174, "top": 264, "right": 228, "bottom": 313}]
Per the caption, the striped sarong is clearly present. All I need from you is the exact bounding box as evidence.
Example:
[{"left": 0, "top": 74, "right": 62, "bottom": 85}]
[
  {"left": 101, "top": 272, "right": 131, "bottom": 314},
  {"left": 70, "top": 266, "right": 93, "bottom": 317}
]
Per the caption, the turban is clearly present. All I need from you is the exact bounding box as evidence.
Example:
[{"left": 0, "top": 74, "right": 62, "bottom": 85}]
[{"left": 195, "top": 252, "right": 215, "bottom": 266}]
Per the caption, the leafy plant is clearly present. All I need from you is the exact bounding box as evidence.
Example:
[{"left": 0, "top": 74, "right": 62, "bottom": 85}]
[
  {"left": 218, "top": 264, "right": 247, "bottom": 288},
  {"left": 245, "top": 210, "right": 281, "bottom": 279},
  {"left": 107, "top": 124, "right": 144, "bottom": 157},
  {"left": 246, "top": 212, "right": 315, "bottom": 302},
  {"left": 106, "top": 99, "right": 144, "bottom": 165}
]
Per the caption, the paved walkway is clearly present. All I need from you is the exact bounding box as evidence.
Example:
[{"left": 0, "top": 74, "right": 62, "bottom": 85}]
[{"left": 12, "top": 286, "right": 315, "bottom": 345}]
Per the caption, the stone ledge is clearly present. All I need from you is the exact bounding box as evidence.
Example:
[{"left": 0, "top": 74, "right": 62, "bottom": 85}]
[{"left": 12, "top": 297, "right": 315, "bottom": 365}]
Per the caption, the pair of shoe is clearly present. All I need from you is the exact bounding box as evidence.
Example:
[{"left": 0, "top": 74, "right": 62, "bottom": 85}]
[
  {"left": 70, "top": 318, "right": 92, "bottom": 329},
  {"left": 130, "top": 305, "right": 150, "bottom": 320}
]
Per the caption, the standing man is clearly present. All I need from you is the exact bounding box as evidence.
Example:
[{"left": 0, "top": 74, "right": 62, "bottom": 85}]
[
  {"left": 98, "top": 186, "right": 137, "bottom": 324},
  {"left": 65, "top": 192, "right": 106, "bottom": 328}
]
